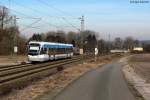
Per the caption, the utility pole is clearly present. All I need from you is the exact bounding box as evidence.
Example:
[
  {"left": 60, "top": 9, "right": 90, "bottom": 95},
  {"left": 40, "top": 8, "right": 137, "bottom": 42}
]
[
  {"left": 14, "top": 16, "right": 17, "bottom": 45},
  {"left": 79, "top": 15, "right": 85, "bottom": 46},
  {"left": 108, "top": 34, "right": 111, "bottom": 53},
  {"left": 81, "top": 15, "right": 84, "bottom": 32},
  {"left": 79, "top": 15, "right": 84, "bottom": 44},
  {"left": 79, "top": 15, "right": 85, "bottom": 63},
  {"left": 13, "top": 16, "right": 18, "bottom": 56}
]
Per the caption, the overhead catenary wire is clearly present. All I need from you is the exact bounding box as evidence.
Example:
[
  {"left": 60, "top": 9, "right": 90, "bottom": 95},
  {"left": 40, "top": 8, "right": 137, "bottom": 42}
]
[
  {"left": 12, "top": 0, "right": 73, "bottom": 28},
  {"left": 10, "top": 0, "right": 78, "bottom": 19},
  {"left": 0, "top": 1, "right": 63, "bottom": 31},
  {"left": 19, "top": 24, "right": 41, "bottom": 29},
  {"left": 0, "top": 1, "right": 40, "bottom": 19},
  {"left": 36, "top": 0, "right": 75, "bottom": 18},
  {"left": 9, "top": 0, "right": 66, "bottom": 19},
  {"left": 1, "top": 0, "right": 81, "bottom": 32},
  {"left": 62, "top": 17, "right": 80, "bottom": 31},
  {"left": 20, "top": 18, "right": 42, "bottom": 32},
  {"left": 36, "top": 0, "right": 81, "bottom": 31},
  {"left": 6, "top": 0, "right": 76, "bottom": 30}
]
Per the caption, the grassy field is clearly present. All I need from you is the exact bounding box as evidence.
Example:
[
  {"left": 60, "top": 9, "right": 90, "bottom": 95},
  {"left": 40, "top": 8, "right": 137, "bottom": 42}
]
[{"left": 129, "top": 54, "right": 150, "bottom": 83}]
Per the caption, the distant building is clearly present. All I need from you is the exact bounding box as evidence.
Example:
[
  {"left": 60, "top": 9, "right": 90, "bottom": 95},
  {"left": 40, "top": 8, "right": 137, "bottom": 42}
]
[
  {"left": 133, "top": 47, "right": 144, "bottom": 53},
  {"left": 110, "top": 49, "right": 129, "bottom": 53}
]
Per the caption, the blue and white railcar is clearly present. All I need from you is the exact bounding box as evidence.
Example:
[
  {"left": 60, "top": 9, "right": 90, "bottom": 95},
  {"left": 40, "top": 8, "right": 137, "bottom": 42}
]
[{"left": 28, "top": 41, "right": 73, "bottom": 62}]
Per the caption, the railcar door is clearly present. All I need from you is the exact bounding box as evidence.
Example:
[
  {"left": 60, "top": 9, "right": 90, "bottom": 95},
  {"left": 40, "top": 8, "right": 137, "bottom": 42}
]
[
  {"left": 40, "top": 47, "right": 49, "bottom": 61},
  {"left": 48, "top": 48, "right": 55, "bottom": 60}
]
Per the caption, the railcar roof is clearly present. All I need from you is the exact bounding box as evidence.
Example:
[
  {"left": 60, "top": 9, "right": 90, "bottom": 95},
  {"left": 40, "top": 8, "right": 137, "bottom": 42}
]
[{"left": 29, "top": 41, "right": 73, "bottom": 46}]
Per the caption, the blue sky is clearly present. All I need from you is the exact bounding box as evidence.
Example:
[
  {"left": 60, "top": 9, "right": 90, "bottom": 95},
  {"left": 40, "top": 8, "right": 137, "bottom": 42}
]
[{"left": 0, "top": 0, "right": 150, "bottom": 40}]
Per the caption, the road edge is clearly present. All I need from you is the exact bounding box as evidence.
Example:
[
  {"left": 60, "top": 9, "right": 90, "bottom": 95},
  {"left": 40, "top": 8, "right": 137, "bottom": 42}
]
[{"left": 122, "top": 64, "right": 147, "bottom": 100}]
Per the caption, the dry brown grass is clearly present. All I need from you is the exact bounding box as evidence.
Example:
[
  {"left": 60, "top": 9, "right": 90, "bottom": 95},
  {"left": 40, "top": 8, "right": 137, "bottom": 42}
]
[
  {"left": 129, "top": 54, "right": 150, "bottom": 62},
  {"left": 0, "top": 55, "right": 27, "bottom": 65},
  {"left": 129, "top": 54, "right": 150, "bottom": 83}
]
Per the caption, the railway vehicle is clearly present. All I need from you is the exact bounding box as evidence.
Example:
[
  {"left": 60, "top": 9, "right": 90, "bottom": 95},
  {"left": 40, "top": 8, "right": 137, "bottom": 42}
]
[{"left": 28, "top": 41, "right": 73, "bottom": 62}]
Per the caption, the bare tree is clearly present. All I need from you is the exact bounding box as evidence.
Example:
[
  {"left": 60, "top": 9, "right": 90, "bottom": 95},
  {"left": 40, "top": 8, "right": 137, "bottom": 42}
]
[
  {"left": 29, "top": 33, "right": 42, "bottom": 41},
  {"left": 114, "top": 37, "right": 123, "bottom": 49},
  {"left": 0, "top": 6, "right": 7, "bottom": 29},
  {"left": 0, "top": 6, "right": 13, "bottom": 30},
  {"left": 123, "top": 36, "right": 135, "bottom": 50},
  {"left": 98, "top": 39, "right": 109, "bottom": 54}
]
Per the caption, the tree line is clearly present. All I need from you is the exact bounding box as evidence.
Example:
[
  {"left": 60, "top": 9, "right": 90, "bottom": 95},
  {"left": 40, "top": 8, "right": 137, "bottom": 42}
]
[
  {"left": 29, "top": 31, "right": 141, "bottom": 55},
  {"left": 0, "top": 6, "right": 26, "bottom": 55},
  {"left": 1, "top": 5, "right": 148, "bottom": 55},
  {"left": 29, "top": 30, "right": 98, "bottom": 54}
]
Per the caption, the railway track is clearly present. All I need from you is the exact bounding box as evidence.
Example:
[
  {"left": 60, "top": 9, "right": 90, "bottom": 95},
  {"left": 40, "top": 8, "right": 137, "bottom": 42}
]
[
  {"left": 0, "top": 55, "right": 86, "bottom": 94},
  {"left": 0, "top": 56, "right": 79, "bottom": 74},
  {"left": 0, "top": 55, "right": 80, "bottom": 71}
]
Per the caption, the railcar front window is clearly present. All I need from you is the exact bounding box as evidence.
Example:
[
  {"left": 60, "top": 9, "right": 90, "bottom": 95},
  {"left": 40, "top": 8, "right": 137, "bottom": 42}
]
[
  {"left": 28, "top": 43, "right": 40, "bottom": 55},
  {"left": 29, "top": 43, "right": 40, "bottom": 47},
  {"left": 28, "top": 50, "right": 39, "bottom": 55}
]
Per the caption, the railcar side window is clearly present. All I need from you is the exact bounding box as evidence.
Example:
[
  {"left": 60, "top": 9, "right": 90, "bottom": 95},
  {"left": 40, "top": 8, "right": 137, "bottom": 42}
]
[
  {"left": 40, "top": 48, "right": 47, "bottom": 54},
  {"left": 63, "top": 48, "right": 65, "bottom": 53},
  {"left": 49, "top": 48, "right": 53, "bottom": 55}
]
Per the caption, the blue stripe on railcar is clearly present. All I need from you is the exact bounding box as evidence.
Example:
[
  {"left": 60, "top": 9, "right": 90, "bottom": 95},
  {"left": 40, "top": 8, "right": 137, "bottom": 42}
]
[{"left": 43, "top": 44, "right": 73, "bottom": 49}]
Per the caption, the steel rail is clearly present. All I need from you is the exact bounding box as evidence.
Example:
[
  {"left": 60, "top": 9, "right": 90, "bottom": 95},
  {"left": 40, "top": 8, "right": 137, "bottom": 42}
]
[
  {"left": 0, "top": 58, "right": 80, "bottom": 84},
  {"left": 0, "top": 55, "right": 80, "bottom": 72},
  {"left": 0, "top": 57, "right": 81, "bottom": 77}
]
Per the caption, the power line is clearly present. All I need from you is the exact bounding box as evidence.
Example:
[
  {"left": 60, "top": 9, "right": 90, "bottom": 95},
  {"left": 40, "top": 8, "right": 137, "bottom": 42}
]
[
  {"left": 19, "top": 24, "right": 42, "bottom": 29},
  {"left": 0, "top": 1, "right": 40, "bottom": 19},
  {"left": 21, "top": 18, "right": 42, "bottom": 32},
  {"left": 9, "top": 0, "right": 63, "bottom": 19},
  {"left": 36, "top": 0, "right": 75, "bottom": 17},
  {"left": 36, "top": 0, "right": 81, "bottom": 30},
  {"left": 1, "top": 0, "right": 82, "bottom": 32},
  {"left": 62, "top": 17, "right": 80, "bottom": 31},
  {"left": 0, "top": 1, "right": 63, "bottom": 31},
  {"left": 6, "top": 0, "right": 79, "bottom": 30},
  {"left": 10, "top": 0, "right": 77, "bottom": 19},
  {"left": 9, "top": 0, "right": 74, "bottom": 28}
]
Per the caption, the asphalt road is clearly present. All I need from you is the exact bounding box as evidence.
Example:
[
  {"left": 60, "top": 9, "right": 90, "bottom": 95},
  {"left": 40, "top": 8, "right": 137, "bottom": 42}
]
[{"left": 52, "top": 62, "right": 136, "bottom": 100}]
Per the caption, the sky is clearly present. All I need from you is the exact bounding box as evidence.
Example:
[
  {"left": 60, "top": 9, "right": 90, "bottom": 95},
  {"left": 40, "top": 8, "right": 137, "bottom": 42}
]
[{"left": 0, "top": 0, "right": 150, "bottom": 40}]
